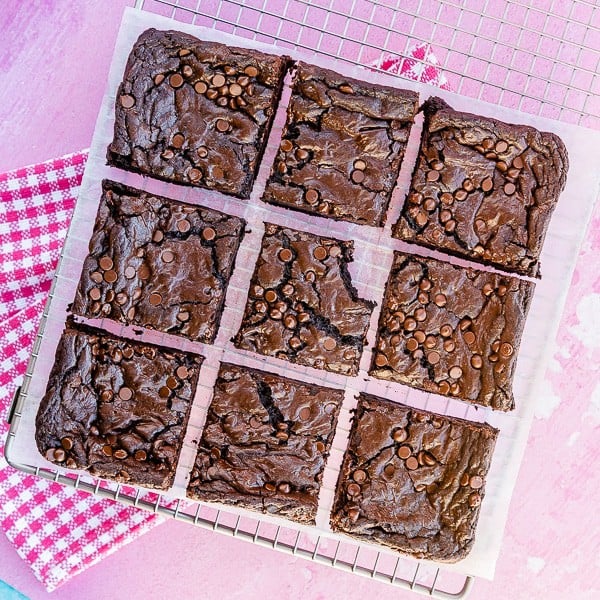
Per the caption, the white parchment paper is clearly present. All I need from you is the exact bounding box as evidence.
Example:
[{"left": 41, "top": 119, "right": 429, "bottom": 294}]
[{"left": 9, "top": 7, "right": 600, "bottom": 580}]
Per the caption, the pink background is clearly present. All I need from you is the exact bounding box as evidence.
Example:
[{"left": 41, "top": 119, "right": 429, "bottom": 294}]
[{"left": 1, "top": 1, "right": 599, "bottom": 598}]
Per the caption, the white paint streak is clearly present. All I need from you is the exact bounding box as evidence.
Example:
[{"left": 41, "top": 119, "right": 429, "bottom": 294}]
[
  {"left": 534, "top": 379, "right": 562, "bottom": 420},
  {"left": 571, "top": 294, "right": 600, "bottom": 349},
  {"left": 527, "top": 556, "right": 546, "bottom": 574}
]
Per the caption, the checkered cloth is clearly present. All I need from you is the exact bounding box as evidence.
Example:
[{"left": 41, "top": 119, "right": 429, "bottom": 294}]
[
  {"left": 0, "top": 43, "right": 446, "bottom": 592},
  {"left": 0, "top": 152, "right": 162, "bottom": 591}
]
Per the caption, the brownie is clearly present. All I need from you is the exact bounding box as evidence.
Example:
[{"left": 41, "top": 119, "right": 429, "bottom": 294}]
[
  {"left": 233, "top": 224, "right": 375, "bottom": 376},
  {"left": 370, "top": 251, "right": 534, "bottom": 411},
  {"left": 330, "top": 394, "right": 498, "bottom": 561},
  {"left": 107, "top": 28, "right": 289, "bottom": 198},
  {"left": 71, "top": 180, "right": 245, "bottom": 344},
  {"left": 393, "top": 97, "right": 568, "bottom": 277},
  {"left": 187, "top": 363, "right": 344, "bottom": 524},
  {"left": 262, "top": 62, "right": 419, "bottom": 226},
  {"left": 35, "top": 324, "right": 203, "bottom": 490}
]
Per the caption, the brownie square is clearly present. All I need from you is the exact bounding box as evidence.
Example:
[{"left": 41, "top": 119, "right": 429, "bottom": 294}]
[
  {"left": 330, "top": 394, "right": 498, "bottom": 561},
  {"left": 393, "top": 97, "right": 568, "bottom": 277},
  {"left": 370, "top": 251, "right": 534, "bottom": 411},
  {"left": 107, "top": 29, "right": 289, "bottom": 198},
  {"left": 71, "top": 180, "right": 245, "bottom": 344},
  {"left": 262, "top": 62, "right": 419, "bottom": 226},
  {"left": 35, "top": 324, "right": 203, "bottom": 490},
  {"left": 187, "top": 363, "right": 344, "bottom": 524},
  {"left": 233, "top": 224, "right": 375, "bottom": 376}
]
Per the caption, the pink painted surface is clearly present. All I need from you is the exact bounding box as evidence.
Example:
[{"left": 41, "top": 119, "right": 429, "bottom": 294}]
[{"left": 1, "top": 1, "right": 599, "bottom": 598}]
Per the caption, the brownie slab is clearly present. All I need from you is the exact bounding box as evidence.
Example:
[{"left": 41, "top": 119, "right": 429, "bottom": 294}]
[
  {"left": 393, "top": 97, "right": 568, "bottom": 277},
  {"left": 262, "top": 62, "right": 418, "bottom": 226},
  {"left": 330, "top": 394, "right": 498, "bottom": 562},
  {"left": 35, "top": 324, "right": 203, "bottom": 490},
  {"left": 108, "top": 28, "right": 289, "bottom": 198},
  {"left": 370, "top": 252, "right": 534, "bottom": 411},
  {"left": 234, "top": 224, "right": 375, "bottom": 376},
  {"left": 187, "top": 363, "right": 344, "bottom": 524},
  {"left": 71, "top": 180, "right": 245, "bottom": 344}
]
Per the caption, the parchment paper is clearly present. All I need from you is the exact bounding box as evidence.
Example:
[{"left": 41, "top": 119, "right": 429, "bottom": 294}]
[{"left": 9, "top": 7, "right": 600, "bottom": 580}]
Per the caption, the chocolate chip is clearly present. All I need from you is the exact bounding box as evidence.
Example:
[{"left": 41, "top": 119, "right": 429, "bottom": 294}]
[
  {"left": 351, "top": 169, "right": 365, "bottom": 184},
  {"left": 229, "top": 83, "right": 243, "bottom": 96},
  {"left": 440, "top": 192, "right": 454, "bottom": 205},
  {"left": 176, "top": 365, "right": 189, "bottom": 379},
  {"left": 313, "top": 246, "right": 328, "bottom": 261},
  {"left": 169, "top": 73, "right": 184, "bottom": 88},
  {"left": 178, "top": 48, "right": 191, "bottom": 57},
  {"left": 99, "top": 256, "right": 113, "bottom": 271},
  {"left": 512, "top": 155, "right": 524, "bottom": 169},
  {"left": 374, "top": 353, "right": 388, "bottom": 367},
  {"left": 216, "top": 119, "right": 230, "bottom": 133},
  {"left": 403, "top": 317, "right": 417, "bottom": 331},
  {"left": 114, "top": 449, "right": 128, "bottom": 460},
  {"left": 496, "top": 160, "right": 508, "bottom": 172},
  {"left": 495, "top": 140, "right": 508, "bottom": 153},
  {"left": 353, "top": 159, "right": 366, "bottom": 170},
  {"left": 405, "top": 456, "right": 419, "bottom": 470},
  {"left": 426, "top": 170, "right": 440, "bottom": 182},
  {"left": 474, "top": 219, "right": 487, "bottom": 232},
  {"left": 463, "top": 331, "right": 476, "bottom": 345},
  {"left": 454, "top": 189, "right": 468, "bottom": 201},
  {"left": 418, "top": 451, "right": 436, "bottom": 466},
  {"left": 61, "top": 437, "right": 73, "bottom": 451},
  {"left": 152, "top": 230, "right": 164, "bottom": 244},
  {"left": 468, "top": 492, "right": 481, "bottom": 507},
  {"left": 347, "top": 482, "right": 361, "bottom": 496},
  {"left": 338, "top": 84, "right": 354, "bottom": 94},
  {"left": 504, "top": 182, "right": 516, "bottom": 195},
  {"left": 119, "top": 387, "right": 133, "bottom": 401},
  {"left": 134, "top": 449, "right": 147, "bottom": 461},
  {"left": 440, "top": 324, "right": 453, "bottom": 337},
  {"left": 438, "top": 380, "right": 451, "bottom": 394},
  {"left": 166, "top": 376, "right": 179, "bottom": 390},
  {"left": 159, "top": 386, "right": 171, "bottom": 398},
  {"left": 278, "top": 248, "right": 293, "bottom": 262},
  {"left": 280, "top": 139, "right": 294, "bottom": 153},
  {"left": 161, "top": 149, "right": 174, "bottom": 160},
  {"left": 120, "top": 94, "right": 135, "bottom": 109},
  {"left": 444, "top": 219, "right": 456, "bottom": 233},
  {"left": 352, "top": 469, "right": 367, "bottom": 483},
  {"left": 264, "top": 290, "right": 277, "bottom": 304},
  {"left": 188, "top": 168, "right": 202, "bottom": 183},
  {"left": 182, "top": 65, "right": 193, "bottom": 78},
  {"left": 470, "top": 475, "right": 484, "bottom": 489},
  {"left": 206, "top": 89, "right": 218, "bottom": 100},
  {"left": 406, "top": 337, "right": 419, "bottom": 352},
  {"left": 176, "top": 311, "right": 190, "bottom": 323},
  {"left": 177, "top": 219, "right": 192, "bottom": 233},
  {"left": 439, "top": 209, "right": 452, "bottom": 223},
  {"left": 211, "top": 73, "right": 226, "bottom": 88},
  {"left": 161, "top": 250, "right": 174, "bottom": 263},
  {"left": 415, "top": 211, "right": 428, "bottom": 227},
  {"left": 194, "top": 81, "right": 208, "bottom": 94},
  {"left": 449, "top": 366, "right": 463, "bottom": 379},
  {"left": 244, "top": 65, "right": 259, "bottom": 77},
  {"left": 433, "top": 294, "right": 447, "bottom": 308},
  {"left": 295, "top": 148, "right": 309, "bottom": 161},
  {"left": 289, "top": 336, "right": 302, "bottom": 350},
  {"left": 481, "top": 177, "right": 494, "bottom": 192},
  {"left": 462, "top": 178, "right": 475, "bottom": 192},
  {"left": 424, "top": 335, "right": 437, "bottom": 348},
  {"left": 102, "top": 445, "right": 113, "bottom": 457},
  {"left": 414, "top": 308, "right": 427, "bottom": 322},
  {"left": 427, "top": 351, "right": 440, "bottom": 365},
  {"left": 154, "top": 73, "right": 165, "bottom": 85},
  {"left": 90, "top": 271, "right": 103, "bottom": 283},
  {"left": 430, "top": 159, "right": 444, "bottom": 171},
  {"left": 89, "top": 288, "right": 101, "bottom": 301},
  {"left": 149, "top": 292, "right": 162, "bottom": 306},
  {"left": 383, "top": 464, "right": 395, "bottom": 478},
  {"left": 392, "top": 428, "right": 407, "bottom": 443},
  {"left": 500, "top": 342, "right": 514, "bottom": 357},
  {"left": 323, "top": 337, "right": 337, "bottom": 351},
  {"left": 397, "top": 445, "right": 411, "bottom": 459},
  {"left": 104, "top": 270, "right": 117, "bottom": 283},
  {"left": 423, "top": 197, "right": 437, "bottom": 212}
]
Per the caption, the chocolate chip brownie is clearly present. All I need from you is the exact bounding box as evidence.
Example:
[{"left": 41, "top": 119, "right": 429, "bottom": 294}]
[
  {"left": 35, "top": 324, "right": 203, "bottom": 490},
  {"left": 187, "top": 363, "right": 344, "bottom": 524},
  {"left": 71, "top": 180, "right": 245, "bottom": 344},
  {"left": 262, "top": 62, "right": 419, "bottom": 226},
  {"left": 234, "top": 224, "right": 375, "bottom": 376},
  {"left": 108, "top": 28, "right": 289, "bottom": 198},
  {"left": 393, "top": 97, "right": 568, "bottom": 277},
  {"left": 330, "top": 394, "right": 498, "bottom": 561},
  {"left": 370, "top": 251, "right": 535, "bottom": 410}
]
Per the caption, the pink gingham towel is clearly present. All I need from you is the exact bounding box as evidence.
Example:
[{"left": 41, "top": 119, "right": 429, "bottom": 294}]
[
  {"left": 0, "top": 43, "right": 447, "bottom": 592},
  {"left": 0, "top": 152, "right": 162, "bottom": 592}
]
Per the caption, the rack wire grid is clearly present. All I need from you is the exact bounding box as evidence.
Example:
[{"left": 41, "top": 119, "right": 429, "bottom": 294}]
[{"left": 4, "top": 1, "right": 599, "bottom": 598}]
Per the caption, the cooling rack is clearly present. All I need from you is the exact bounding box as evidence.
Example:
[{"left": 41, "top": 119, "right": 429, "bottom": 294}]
[{"left": 5, "top": 1, "right": 600, "bottom": 598}]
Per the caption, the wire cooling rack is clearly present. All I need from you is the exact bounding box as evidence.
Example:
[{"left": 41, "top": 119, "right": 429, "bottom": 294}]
[{"left": 4, "top": 1, "right": 599, "bottom": 598}]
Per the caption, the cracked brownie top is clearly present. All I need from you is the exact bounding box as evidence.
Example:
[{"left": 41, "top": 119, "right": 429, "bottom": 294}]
[
  {"left": 35, "top": 324, "right": 203, "bottom": 490},
  {"left": 72, "top": 180, "right": 245, "bottom": 344},
  {"left": 234, "top": 223, "right": 375, "bottom": 376},
  {"left": 393, "top": 97, "right": 568, "bottom": 277},
  {"left": 108, "top": 28, "right": 289, "bottom": 198},
  {"left": 262, "top": 62, "right": 418, "bottom": 227},
  {"left": 187, "top": 363, "right": 344, "bottom": 524},
  {"left": 330, "top": 394, "right": 498, "bottom": 561},
  {"left": 370, "top": 251, "right": 535, "bottom": 411}
]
